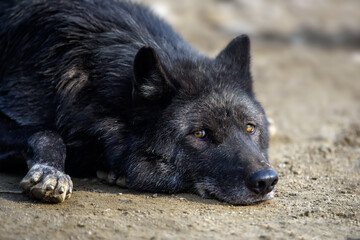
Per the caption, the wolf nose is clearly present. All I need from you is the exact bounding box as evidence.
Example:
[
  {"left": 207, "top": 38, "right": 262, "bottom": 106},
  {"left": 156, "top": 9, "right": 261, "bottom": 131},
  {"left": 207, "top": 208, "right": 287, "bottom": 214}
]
[{"left": 245, "top": 169, "right": 278, "bottom": 195}]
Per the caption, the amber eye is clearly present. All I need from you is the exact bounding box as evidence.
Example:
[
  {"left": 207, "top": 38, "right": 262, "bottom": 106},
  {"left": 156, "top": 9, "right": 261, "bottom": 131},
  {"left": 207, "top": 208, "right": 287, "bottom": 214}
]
[
  {"left": 193, "top": 130, "right": 206, "bottom": 139},
  {"left": 246, "top": 124, "right": 256, "bottom": 134}
]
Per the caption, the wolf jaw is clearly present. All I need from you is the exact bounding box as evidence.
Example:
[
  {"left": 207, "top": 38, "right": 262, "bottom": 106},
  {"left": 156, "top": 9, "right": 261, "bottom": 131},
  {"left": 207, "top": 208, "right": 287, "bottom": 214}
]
[{"left": 194, "top": 178, "right": 275, "bottom": 205}]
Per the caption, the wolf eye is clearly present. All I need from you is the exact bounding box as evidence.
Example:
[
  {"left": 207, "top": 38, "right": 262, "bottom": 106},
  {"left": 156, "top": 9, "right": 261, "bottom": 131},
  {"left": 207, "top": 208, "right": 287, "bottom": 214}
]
[
  {"left": 246, "top": 124, "right": 256, "bottom": 134},
  {"left": 193, "top": 130, "right": 206, "bottom": 139}
]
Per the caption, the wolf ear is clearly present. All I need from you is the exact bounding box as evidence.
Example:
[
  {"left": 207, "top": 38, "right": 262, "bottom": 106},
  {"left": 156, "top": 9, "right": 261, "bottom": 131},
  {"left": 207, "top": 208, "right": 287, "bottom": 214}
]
[
  {"left": 133, "top": 46, "right": 174, "bottom": 103},
  {"left": 216, "top": 34, "right": 251, "bottom": 74}
]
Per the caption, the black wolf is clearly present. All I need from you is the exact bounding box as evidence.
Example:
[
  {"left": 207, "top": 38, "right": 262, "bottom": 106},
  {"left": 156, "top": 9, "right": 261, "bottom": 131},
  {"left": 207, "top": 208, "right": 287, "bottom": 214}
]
[{"left": 0, "top": 0, "right": 278, "bottom": 204}]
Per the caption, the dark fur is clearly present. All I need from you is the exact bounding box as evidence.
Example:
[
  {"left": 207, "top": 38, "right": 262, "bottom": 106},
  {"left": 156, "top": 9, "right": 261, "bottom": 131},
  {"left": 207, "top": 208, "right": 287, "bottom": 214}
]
[{"left": 0, "top": 0, "right": 277, "bottom": 204}]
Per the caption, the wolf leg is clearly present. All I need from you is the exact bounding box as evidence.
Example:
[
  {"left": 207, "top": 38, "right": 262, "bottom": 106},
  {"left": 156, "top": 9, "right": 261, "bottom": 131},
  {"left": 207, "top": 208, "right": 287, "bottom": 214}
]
[{"left": 20, "top": 131, "right": 72, "bottom": 203}]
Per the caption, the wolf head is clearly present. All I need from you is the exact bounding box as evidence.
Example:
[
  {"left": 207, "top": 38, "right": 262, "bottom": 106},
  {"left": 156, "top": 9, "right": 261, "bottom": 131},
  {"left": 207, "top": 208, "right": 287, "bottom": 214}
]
[{"left": 126, "top": 35, "right": 278, "bottom": 205}]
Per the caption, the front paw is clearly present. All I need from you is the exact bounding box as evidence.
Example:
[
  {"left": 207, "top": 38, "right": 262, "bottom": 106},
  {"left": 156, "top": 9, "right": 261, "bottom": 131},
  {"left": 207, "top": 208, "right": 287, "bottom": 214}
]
[{"left": 20, "top": 164, "right": 73, "bottom": 203}]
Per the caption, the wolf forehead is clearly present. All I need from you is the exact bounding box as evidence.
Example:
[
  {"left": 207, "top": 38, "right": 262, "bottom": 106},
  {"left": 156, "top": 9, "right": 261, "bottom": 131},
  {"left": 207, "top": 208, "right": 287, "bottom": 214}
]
[{"left": 165, "top": 83, "right": 266, "bottom": 131}]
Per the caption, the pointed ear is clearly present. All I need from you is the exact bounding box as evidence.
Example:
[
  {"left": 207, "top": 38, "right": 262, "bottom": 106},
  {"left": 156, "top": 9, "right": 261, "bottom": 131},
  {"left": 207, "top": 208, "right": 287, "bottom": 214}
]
[
  {"left": 216, "top": 34, "right": 251, "bottom": 73},
  {"left": 133, "top": 46, "right": 174, "bottom": 103}
]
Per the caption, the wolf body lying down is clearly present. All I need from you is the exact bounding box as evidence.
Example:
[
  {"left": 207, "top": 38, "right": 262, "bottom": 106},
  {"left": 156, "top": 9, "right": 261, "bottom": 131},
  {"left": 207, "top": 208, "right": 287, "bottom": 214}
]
[{"left": 0, "top": 0, "right": 278, "bottom": 204}]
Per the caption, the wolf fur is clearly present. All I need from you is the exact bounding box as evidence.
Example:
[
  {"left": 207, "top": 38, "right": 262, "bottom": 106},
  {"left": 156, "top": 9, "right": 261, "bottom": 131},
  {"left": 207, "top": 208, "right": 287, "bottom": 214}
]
[{"left": 0, "top": 0, "right": 278, "bottom": 204}]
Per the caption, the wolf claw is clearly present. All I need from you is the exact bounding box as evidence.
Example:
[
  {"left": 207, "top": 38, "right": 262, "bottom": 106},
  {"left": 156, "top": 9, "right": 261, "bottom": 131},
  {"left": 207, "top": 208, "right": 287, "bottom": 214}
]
[{"left": 20, "top": 164, "right": 73, "bottom": 203}]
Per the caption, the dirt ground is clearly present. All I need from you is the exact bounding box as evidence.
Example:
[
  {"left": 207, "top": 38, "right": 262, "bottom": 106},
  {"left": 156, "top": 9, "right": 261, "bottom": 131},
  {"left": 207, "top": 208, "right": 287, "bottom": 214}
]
[{"left": 0, "top": 0, "right": 359, "bottom": 239}]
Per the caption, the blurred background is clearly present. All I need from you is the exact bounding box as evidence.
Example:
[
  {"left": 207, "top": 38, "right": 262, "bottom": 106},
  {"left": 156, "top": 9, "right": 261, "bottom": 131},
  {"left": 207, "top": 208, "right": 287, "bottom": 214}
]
[{"left": 139, "top": 0, "right": 360, "bottom": 54}]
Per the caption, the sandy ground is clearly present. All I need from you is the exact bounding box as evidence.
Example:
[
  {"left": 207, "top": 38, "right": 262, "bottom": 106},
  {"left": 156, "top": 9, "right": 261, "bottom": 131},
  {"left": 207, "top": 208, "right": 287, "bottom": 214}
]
[{"left": 0, "top": 0, "right": 359, "bottom": 239}]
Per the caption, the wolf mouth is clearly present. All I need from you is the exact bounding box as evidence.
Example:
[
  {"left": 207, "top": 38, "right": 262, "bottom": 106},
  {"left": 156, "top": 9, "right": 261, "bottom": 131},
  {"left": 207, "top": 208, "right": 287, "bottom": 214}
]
[
  {"left": 194, "top": 180, "right": 275, "bottom": 205},
  {"left": 222, "top": 191, "right": 275, "bottom": 205}
]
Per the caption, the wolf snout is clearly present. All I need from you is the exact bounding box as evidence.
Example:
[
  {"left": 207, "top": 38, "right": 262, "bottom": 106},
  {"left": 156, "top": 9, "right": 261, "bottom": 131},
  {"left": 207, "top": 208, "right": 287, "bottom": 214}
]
[{"left": 245, "top": 169, "right": 278, "bottom": 195}]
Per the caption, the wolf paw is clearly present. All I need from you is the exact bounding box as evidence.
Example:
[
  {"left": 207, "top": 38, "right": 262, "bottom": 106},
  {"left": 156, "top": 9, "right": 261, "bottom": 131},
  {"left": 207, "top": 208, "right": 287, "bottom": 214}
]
[{"left": 20, "top": 164, "right": 73, "bottom": 203}]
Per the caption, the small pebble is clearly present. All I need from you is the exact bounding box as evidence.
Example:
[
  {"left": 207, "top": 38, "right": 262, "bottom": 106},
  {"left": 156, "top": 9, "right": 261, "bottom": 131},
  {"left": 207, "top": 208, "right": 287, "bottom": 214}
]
[
  {"left": 319, "top": 146, "right": 331, "bottom": 153},
  {"left": 77, "top": 223, "right": 85, "bottom": 228},
  {"left": 152, "top": 194, "right": 158, "bottom": 198},
  {"left": 312, "top": 207, "right": 321, "bottom": 212},
  {"left": 278, "top": 163, "right": 286, "bottom": 168}
]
